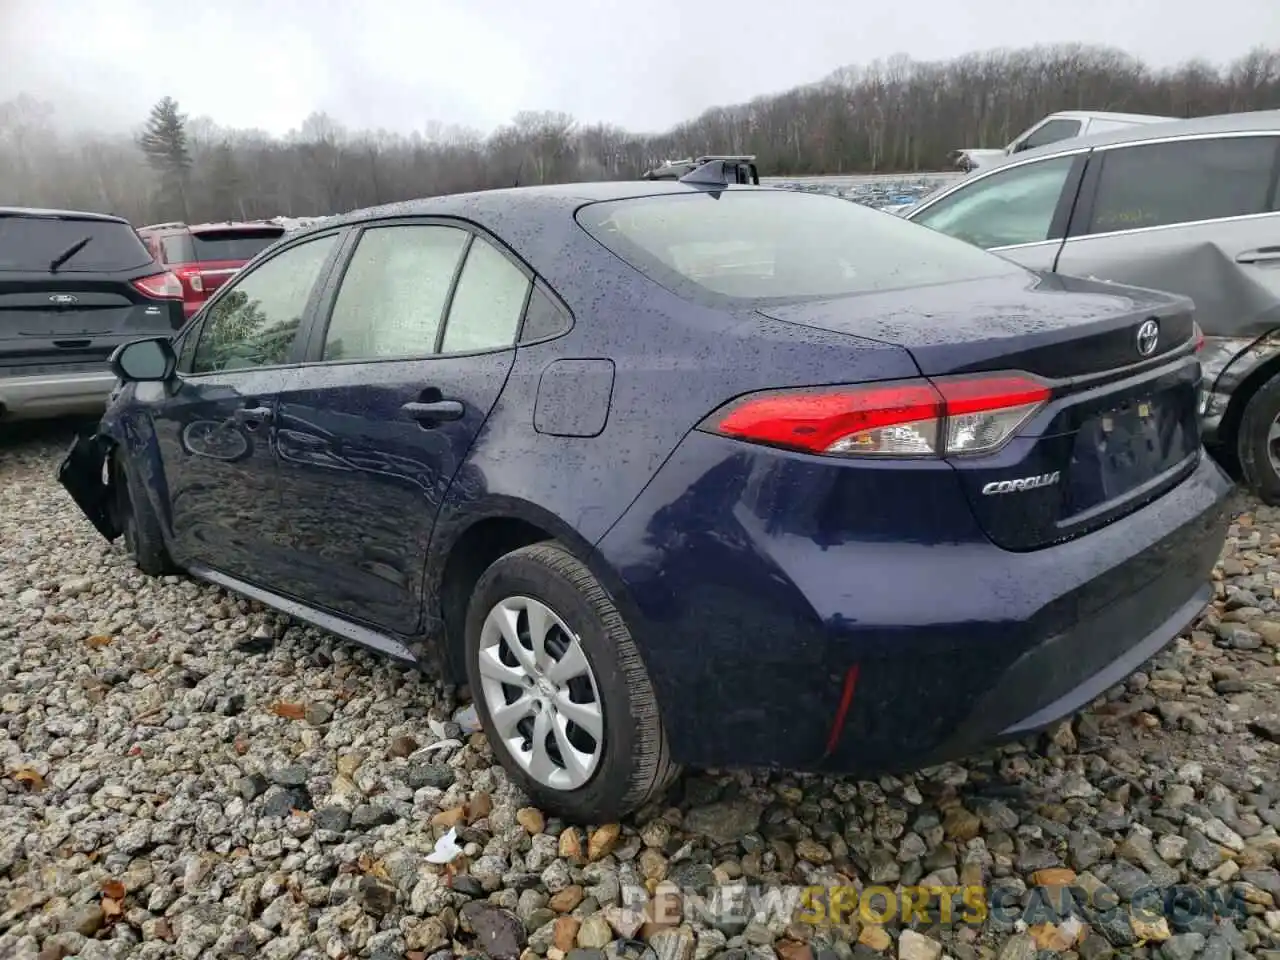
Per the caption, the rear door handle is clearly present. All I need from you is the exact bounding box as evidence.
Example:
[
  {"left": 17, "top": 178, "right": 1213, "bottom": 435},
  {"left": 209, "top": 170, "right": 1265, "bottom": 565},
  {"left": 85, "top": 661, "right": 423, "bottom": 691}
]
[
  {"left": 401, "top": 399, "right": 464, "bottom": 424},
  {"left": 1236, "top": 247, "right": 1280, "bottom": 264}
]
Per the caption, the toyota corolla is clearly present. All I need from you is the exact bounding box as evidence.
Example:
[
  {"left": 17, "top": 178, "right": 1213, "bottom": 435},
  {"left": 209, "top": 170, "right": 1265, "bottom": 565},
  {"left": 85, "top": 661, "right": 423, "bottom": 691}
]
[{"left": 58, "top": 163, "right": 1232, "bottom": 822}]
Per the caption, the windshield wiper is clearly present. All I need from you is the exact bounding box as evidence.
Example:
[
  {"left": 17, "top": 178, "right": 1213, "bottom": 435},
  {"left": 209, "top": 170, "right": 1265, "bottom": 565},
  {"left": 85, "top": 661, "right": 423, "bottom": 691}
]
[{"left": 49, "top": 236, "right": 93, "bottom": 273}]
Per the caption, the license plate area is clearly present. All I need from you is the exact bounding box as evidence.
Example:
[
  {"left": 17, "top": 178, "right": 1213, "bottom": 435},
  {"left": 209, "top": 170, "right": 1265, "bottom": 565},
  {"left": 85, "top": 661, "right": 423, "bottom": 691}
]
[{"left": 1065, "top": 388, "right": 1198, "bottom": 515}]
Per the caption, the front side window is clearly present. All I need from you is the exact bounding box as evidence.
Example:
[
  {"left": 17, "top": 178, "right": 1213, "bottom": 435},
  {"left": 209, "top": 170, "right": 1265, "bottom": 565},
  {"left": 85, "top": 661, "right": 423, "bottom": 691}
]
[
  {"left": 322, "top": 224, "right": 469, "bottom": 361},
  {"left": 1018, "top": 118, "right": 1082, "bottom": 152},
  {"left": 190, "top": 233, "right": 337, "bottom": 374},
  {"left": 577, "top": 190, "right": 1022, "bottom": 307},
  {"left": 1086, "top": 136, "right": 1278, "bottom": 236},
  {"left": 440, "top": 236, "right": 531, "bottom": 353},
  {"left": 911, "top": 155, "right": 1076, "bottom": 249}
]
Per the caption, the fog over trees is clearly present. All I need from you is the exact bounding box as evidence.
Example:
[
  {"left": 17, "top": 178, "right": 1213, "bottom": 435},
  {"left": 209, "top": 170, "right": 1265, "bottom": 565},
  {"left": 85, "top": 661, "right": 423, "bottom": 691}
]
[{"left": 3, "top": 43, "right": 1279, "bottom": 225}]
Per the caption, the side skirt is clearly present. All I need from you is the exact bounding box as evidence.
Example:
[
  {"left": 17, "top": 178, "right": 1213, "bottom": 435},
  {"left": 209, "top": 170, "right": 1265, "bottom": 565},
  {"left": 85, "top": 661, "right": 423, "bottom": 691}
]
[{"left": 186, "top": 564, "right": 421, "bottom": 665}]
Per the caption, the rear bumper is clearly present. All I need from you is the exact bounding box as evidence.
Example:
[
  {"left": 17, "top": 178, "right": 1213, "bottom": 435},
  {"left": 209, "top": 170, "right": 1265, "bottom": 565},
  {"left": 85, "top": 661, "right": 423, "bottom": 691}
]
[
  {"left": 594, "top": 433, "right": 1233, "bottom": 773},
  {"left": 0, "top": 371, "right": 116, "bottom": 421}
]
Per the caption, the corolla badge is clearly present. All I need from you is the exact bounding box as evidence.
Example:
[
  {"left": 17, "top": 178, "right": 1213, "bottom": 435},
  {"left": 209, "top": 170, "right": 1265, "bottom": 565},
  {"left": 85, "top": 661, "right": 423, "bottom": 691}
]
[
  {"left": 48, "top": 294, "right": 79, "bottom": 305},
  {"left": 1136, "top": 319, "right": 1159, "bottom": 357},
  {"left": 981, "top": 471, "right": 1060, "bottom": 495}
]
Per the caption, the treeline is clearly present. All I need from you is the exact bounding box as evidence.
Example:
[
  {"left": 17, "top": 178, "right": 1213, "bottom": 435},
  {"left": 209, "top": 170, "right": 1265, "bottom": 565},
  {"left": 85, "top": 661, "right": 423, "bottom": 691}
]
[{"left": 3, "top": 43, "right": 1279, "bottom": 226}]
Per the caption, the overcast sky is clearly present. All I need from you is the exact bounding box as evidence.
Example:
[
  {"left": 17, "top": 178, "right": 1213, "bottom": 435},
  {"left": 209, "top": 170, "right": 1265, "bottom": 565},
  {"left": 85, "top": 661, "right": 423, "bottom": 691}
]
[{"left": 1, "top": 0, "right": 1275, "bottom": 138}]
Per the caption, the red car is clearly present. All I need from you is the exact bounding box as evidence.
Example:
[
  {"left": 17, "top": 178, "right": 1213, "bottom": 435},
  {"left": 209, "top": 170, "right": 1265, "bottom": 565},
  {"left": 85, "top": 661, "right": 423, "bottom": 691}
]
[{"left": 136, "top": 220, "right": 287, "bottom": 319}]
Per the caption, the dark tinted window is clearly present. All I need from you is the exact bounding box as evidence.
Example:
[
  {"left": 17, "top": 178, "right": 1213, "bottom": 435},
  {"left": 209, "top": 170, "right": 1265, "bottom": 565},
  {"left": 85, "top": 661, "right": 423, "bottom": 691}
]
[
  {"left": 576, "top": 191, "right": 1022, "bottom": 307},
  {"left": 191, "top": 233, "right": 337, "bottom": 373},
  {"left": 1019, "top": 118, "right": 1082, "bottom": 151},
  {"left": 520, "top": 286, "right": 570, "bottom": 342},
  {"left": 1088, "top": 136, "right": 1278, "bottom": 235},
  {"left": 0, "top": 215, "right": 153, "bottom": 272},
  {"left": 191, "top": 229, "right": 284, "bottom": 262}
]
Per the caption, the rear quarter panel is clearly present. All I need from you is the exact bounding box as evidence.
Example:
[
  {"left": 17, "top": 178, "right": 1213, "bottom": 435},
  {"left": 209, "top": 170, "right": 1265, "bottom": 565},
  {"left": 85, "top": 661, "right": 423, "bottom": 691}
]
[{"left": 425, "top": 207, "right": 921, "bottom": 603}]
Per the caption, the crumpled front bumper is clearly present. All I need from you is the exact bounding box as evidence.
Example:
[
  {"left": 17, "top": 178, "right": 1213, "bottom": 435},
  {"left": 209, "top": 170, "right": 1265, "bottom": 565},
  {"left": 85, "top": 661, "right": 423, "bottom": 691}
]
[{"left": 56, "top": 432, "right": 120, "bottom": 542}]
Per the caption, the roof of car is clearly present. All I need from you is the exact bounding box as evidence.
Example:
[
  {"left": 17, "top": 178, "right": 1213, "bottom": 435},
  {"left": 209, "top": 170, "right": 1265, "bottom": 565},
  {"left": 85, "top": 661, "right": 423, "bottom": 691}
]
[
  {"left": 1046, "top": 110, "right": 1178, "bottom": 124},
  {"left": 187, "top": 221, "right": 287, "bottom": 233},
  {"left": 991, "top": 108, "right": 1280, "bottom": 169},
  {"left": 288, "top": 179, "right": 772, "bottom": 240},
  {"left": 137, "top": 220, "right": 287, "bottom": 234},
  {"left": 0, "top": 206, "right": 129, "bottom": 224}
]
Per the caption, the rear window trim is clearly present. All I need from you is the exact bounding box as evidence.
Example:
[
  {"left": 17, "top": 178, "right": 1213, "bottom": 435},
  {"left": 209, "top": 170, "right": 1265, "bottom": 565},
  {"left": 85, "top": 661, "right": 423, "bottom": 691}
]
[{"left": 574, "top": 189, "right": 1027, "bottom": 310}]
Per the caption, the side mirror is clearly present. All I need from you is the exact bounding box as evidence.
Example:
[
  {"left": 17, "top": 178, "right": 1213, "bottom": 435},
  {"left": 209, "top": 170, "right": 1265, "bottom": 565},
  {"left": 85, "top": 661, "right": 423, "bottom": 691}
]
[{"left": 110, "top": 336, "right": 177, "bottom": 383}]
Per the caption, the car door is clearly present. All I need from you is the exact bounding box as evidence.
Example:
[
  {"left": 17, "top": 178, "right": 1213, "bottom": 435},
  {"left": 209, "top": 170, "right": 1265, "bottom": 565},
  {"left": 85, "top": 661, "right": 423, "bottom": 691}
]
[
  {"left": 144, "top": 230, "right": 343, "bottom": 583},
  {"left": 271, "top": 219, "right": 532, "bottom": 634},
  {"left": 1052, "top": 133, "right": 1280, "bottom": 341},
  {"left": 906, "top": 150, "right": 1089, "bottom": 272}
]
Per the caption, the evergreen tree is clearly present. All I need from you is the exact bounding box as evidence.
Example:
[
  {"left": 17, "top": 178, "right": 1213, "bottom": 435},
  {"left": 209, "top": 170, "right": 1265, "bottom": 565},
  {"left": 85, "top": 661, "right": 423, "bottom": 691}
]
[{"left": 137, "top": 97, "right": 192, "bottom": 220}]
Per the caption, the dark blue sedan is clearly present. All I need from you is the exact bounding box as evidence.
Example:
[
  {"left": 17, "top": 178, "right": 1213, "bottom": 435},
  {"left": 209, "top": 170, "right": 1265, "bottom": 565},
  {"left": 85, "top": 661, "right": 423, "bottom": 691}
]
[{"left": 58, "top": 161, "right": 1233, "bottom": 822}]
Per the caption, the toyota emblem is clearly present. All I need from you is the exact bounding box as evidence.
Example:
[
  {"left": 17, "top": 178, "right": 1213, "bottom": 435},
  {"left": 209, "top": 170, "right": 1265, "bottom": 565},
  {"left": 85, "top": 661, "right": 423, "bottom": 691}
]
[{"left": 1136, "top": 319, "right": 1159, "bottom": 357}]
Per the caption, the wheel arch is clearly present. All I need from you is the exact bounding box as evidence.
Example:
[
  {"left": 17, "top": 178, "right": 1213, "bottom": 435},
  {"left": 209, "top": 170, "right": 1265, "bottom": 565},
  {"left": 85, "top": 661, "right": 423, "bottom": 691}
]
[
  {"left": 1216, "top": 337, "right": 1280, "bottom": 470},
  {"left": 429, "top": 498, "right": 644, "bottom": 686}
]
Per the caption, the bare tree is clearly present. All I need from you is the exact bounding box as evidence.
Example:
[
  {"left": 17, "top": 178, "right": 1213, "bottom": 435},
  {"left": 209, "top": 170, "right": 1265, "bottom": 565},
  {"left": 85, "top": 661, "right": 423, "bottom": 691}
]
[{"left": 3, "top": 43, "right": 1278, "bottom": 226}]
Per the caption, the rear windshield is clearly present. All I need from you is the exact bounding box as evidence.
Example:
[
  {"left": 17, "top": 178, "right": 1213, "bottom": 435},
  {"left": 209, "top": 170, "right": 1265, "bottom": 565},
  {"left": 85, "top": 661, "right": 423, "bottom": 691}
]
[
  {"left": 0, "top": 215, "right": 153, "bottom": 273},
  {"left": 575, "top": 190, "right": 1022, "bottom": 306},
  {"left": 190, "top": 229, "right": 283, "bottom": 262}
]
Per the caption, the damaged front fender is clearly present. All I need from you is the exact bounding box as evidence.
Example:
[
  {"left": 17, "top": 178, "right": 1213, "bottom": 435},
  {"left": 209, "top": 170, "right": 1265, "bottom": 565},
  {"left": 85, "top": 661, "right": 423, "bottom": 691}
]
[{"left": 56, "top": 432, "right": 121, "bottom": 542}]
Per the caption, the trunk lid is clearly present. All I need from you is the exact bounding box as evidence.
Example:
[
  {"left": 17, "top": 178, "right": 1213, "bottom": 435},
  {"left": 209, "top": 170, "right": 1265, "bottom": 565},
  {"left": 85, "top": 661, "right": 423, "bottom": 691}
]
[{"left": 759, "top": 271, "right": 1202, "bottom": 550}]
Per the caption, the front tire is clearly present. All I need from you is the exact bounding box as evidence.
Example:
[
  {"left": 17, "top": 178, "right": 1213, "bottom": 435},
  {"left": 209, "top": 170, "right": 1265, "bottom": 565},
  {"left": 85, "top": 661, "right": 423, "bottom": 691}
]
[
  {"left": 463, "top": 542, "right": 679, "bottom": 822},
  {"left": 113, "top": 452, "right": 177, "bottom": 577},
  {"left": 1237, "top": 373, "right": 1280, "bottom": 505}
]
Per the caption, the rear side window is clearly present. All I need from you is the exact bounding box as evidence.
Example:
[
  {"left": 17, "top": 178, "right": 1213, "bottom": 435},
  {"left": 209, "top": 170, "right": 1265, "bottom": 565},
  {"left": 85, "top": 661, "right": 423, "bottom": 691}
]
[
  {"left": 191, "top": 229, "right": 284, "bottom": 262},
  {"left": 160, "top": 235, "right": 193, "bottom": 263},
  {"left": 322, "top": 224, "right": 469, "bottom": 361},
  {"left": 1087, "top": 136, "right": 1278, "bottom": 235},
  {"left": 578, "top": 190, "right": 1023, "bottom": 307},
  {"left": 441, "top": 237, "right": 530, "bottom": 353},
  {"left": 1019, "top": 118, "right": 1082, "bottom": 152},
  {"left": 0, "top": 215, "right": 153, "bottom": 272}
]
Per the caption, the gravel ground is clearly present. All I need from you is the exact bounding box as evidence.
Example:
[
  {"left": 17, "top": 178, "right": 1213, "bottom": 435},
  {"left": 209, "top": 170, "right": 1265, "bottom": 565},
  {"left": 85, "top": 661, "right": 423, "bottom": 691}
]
[{"left": 6, "top": 423, "right": 1280, "bottom": 960}]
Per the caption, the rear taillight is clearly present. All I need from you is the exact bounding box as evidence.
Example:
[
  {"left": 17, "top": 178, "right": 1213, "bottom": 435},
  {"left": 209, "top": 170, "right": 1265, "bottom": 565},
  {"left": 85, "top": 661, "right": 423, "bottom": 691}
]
[
  {"left": 1193, "top": 321, "right": 1205, "bottom": 352},
  {"left": 176, "top": 267, "right": 204, "bottom": 293},
  {"left": 699, "top": 373, "right": 1051, "bottom": 459},
  {"left": 132, "top": 272, "right": 184, "bottom": 300}
]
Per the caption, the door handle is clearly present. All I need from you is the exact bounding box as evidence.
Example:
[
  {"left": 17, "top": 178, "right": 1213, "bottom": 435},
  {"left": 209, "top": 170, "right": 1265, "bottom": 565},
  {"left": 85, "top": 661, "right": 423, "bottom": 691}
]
[
  {"left": 233, "top": 406, "right": 274, "bottom": 427},
  {"left": 400, "top": 399, "right": 464, "bottom": 424},
  {"left": 1236, "top": 247, "right": 1280, "bottom": 264}
]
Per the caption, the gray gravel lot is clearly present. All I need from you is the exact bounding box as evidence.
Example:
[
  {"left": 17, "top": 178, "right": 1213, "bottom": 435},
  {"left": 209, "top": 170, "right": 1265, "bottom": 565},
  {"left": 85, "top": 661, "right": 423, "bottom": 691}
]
[{"left": 5, "top": 422, "right": 1280, "bottom": 960}]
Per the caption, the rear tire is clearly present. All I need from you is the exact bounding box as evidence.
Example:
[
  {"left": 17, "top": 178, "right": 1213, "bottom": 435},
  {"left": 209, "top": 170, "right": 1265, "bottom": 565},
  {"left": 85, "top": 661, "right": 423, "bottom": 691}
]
[
  {"left": 113, "top": 451, "right": 177, "bottom": 577},
  {"left": 463, "top": 542, "right": 679, "bottom": 822},
  {"left": 1237, "top": 374, "right": 1280, "bottom": 506}
]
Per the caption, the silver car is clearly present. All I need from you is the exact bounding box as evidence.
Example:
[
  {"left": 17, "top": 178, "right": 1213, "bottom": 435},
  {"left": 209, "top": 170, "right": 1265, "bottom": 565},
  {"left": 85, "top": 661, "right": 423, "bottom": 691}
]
[{"left": 904, "top": 109, "right": 1280, "bottom": 501}]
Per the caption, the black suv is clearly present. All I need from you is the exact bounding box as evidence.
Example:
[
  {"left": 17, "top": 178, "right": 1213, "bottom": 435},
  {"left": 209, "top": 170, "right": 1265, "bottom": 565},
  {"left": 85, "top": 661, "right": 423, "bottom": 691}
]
[{"left": 0, "top": 208, "right": 186, "bottom": 423}]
